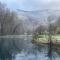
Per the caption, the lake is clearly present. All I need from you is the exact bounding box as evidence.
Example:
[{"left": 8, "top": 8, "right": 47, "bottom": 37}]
[{"left": 0, "top": 36, "right": 60, "bottom": 60}]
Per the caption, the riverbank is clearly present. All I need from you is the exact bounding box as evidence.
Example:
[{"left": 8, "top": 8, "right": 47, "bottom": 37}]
[{"left": 32, "top": 35, "right": 60, "bottom": 45}]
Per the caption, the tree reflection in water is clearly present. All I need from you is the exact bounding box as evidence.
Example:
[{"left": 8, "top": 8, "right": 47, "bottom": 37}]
[
  {"left": 0, "top": 38, "right": 23, "bottom": 60},
  {"left": 0, "top": 38, "right": 60, "bottom": 60},
  {"left": 47, "top": 42, "right": 60, "bottom": 60}
]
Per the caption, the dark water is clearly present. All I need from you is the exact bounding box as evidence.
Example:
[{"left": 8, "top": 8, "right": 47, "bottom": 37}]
[{"left": 0, "top": 36, "right": 60, "bottom": 60}]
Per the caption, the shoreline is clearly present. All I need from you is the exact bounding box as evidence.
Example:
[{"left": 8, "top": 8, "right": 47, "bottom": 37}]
[{"left": 32, "top": 39, "right": 60, "bottom": 45}]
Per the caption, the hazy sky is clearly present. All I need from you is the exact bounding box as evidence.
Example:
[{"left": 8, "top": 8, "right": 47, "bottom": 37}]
[{"left": 0, "top": 0, "right": 60, "bottom": 11}]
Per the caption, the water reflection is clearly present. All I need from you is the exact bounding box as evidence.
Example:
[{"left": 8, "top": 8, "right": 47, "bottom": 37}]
[{"left": 0, "top": 37, "right": 60, "bottom": 60}]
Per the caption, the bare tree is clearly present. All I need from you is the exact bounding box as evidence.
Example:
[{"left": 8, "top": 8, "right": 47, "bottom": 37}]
[
  {"left": 47, "top": 15, "right": 57, "bottom": 60},
  {"left": 35, "top": 24, "right": 47, "bottom": 35},
  {"left": 0, "top": 2, "right": 24, "bottom": 35}
]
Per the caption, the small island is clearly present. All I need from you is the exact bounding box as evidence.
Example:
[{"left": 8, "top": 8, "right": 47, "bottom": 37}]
[
  {"left": 32, "top": 15, "right": 60, "bottom": 45},
  {"left": 32, "top": 34, "right": 60, "bottom": 45}
]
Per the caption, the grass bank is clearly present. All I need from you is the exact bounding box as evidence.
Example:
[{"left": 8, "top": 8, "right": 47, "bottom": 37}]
[{"left": 32, "top": 34, "right": 60, "bottom": 45}]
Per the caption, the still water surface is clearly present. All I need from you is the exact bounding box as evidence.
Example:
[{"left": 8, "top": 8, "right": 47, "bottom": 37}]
[{"left": 0, "top": 36, "right": 60, "bottom": 60}]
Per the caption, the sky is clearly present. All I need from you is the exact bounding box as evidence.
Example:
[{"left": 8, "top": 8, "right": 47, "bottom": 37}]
[{"left": 0, "top": 0, "right": 60, "bottom": 11}]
